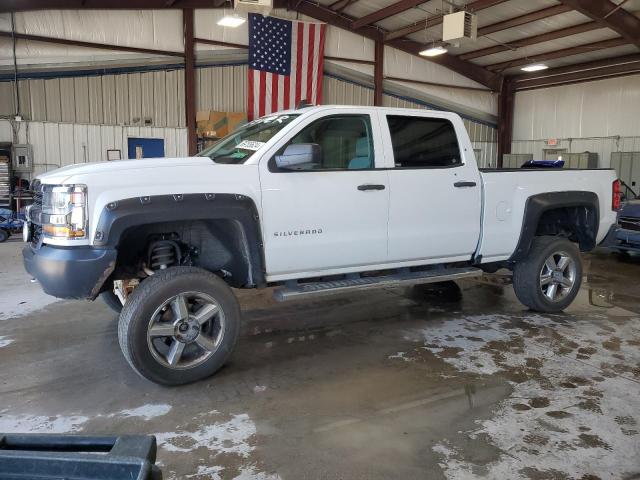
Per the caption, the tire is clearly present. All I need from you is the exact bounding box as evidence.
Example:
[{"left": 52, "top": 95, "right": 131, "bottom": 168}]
[
  {"left": 0, "top": 229, "right": 8, "bottom": 243},
  {"left": 100, "top": 289, "right": 123, "bottom": 314},
  {"left": 512, "top": 236, "right": 582, "bottom": 313},
  {"left": 118, "top": 266, "right": 241, "bottom": 386}
]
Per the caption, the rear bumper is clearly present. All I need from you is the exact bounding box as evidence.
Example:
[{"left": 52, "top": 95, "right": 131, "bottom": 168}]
[{"left": 23, "top": 244, "right": 117, "bottom": 300}]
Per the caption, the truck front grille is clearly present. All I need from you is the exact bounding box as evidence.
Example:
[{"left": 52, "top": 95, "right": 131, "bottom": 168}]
[
  {"left": 31, "top": 180, "right": 43, "bottom": 209},
  {"left": 619, "top": 216, "right": 640, "bottom": 232},
  {"left": 29, "top": 180, "right": 43, "bottom": 247}
]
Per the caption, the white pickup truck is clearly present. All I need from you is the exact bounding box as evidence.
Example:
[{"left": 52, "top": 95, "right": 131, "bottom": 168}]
[{"left": 23, "top": 105, "right": 619, "bottom": 385}]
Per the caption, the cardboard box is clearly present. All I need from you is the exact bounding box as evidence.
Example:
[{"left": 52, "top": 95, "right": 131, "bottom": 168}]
[
  {"left": 196, "top": 110, "right": 210, "bottom": 122},
  {"left": 196, "top": 111, "right": 248, "bottom": 139},
  {"left": 227, "top": 112, "right": 247, "bottom": 133}
]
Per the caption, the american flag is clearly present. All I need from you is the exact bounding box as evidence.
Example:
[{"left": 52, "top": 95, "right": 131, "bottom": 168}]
[{"left": 248, "top": 13, "right": 327, "bottom": 120}]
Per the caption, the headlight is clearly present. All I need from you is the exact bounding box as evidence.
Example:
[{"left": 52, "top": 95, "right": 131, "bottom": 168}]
[{"left": 41, "top": 184, "right": 88, "bottom": 239}]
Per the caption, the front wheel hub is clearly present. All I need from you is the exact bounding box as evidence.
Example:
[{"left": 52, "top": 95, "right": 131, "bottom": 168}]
[
  {"left": 146, "top": 292, "right": 226, "bottom": 369},
  {"left": 175, "top": 319, "right": 200, "bottom": 342}
]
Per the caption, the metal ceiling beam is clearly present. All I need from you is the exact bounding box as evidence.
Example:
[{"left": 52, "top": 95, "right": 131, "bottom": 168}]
[
  {"left": 292, "top": 0, "right": 502, "bottom": 90},
  {"left": 384, "top": 0, "right": 506, "bottom": 41},
  {"left": 1, "top": 0, "right": 287, "bottom": 11},
  {"left": 558, "top": 0, "right": 640, "bottom": 49},
  {"left": 514, "top": 61, "right": 640, "bottom": 90},
  {"left": 486, "top": 37, "right": 628, "bottom": 71},
  {"left": 513, "top": 52, "right": 640, "bottom": 78},
  {"left": 0, "top": 30, "right": 185, "bottom": 57},
  {"left": 478, "top": 4, "right": 572, "bottom": 36},
  {"left": 385, "top": 37, "right": 502, "bottom": 89},
  {"left": 352, "top": 0, "right": 426, "bottom": 30},
  {"left": 460, "top": 18, "right": 602, "bottom": 61}
]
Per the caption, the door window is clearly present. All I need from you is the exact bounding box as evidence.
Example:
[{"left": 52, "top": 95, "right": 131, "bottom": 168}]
[
  {"left": 273, "top": 115, "right": 374, "bottom": 171},
  {"left": 386, "top": 116, "right": 461, "bottom": 168}
]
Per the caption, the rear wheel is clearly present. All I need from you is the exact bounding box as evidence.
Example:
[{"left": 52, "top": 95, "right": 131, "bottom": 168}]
[
  {"left": 118, "top": 267, "right": 241, "bottom": 385},
  {"left": 512, "top": 236, "right": 582, "bottom": 313},
  {"left": 0, "top": 229, "right": 8, "bottom": 243}
]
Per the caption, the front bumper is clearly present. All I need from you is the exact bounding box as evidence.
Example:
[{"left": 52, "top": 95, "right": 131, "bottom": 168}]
[{"left": 23, "top": 244, "right": 117, "bottom": 300}]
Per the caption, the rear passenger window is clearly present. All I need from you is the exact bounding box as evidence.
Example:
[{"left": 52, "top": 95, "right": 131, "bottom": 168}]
[{"left": 387, "top": 116, "right": 462, "bottom": 168}]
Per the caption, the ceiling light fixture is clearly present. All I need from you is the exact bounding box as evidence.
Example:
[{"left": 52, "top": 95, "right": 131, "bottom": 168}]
[
  {"left": 217, "top": 14, "right": 246, "bottom": 28},
  {"left": 521, "top": 63, "right": 548, "bottom": 72},
  {"left": 419, "top": 46, "right": 448, "bottom": 57}
]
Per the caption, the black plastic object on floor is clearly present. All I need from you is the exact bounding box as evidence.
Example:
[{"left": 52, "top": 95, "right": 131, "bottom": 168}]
[{"left": 0, "top": 434, "right": 162, "bottom": 479}]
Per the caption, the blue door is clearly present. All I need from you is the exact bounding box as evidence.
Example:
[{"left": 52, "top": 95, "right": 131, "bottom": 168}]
[{"left": 127, "top": 138, "right": 165, "bottom": 159}]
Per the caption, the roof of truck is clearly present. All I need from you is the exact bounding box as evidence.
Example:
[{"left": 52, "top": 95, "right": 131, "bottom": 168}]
[{"left": 271, "top": 105, "right": 460, "bottom": 118}]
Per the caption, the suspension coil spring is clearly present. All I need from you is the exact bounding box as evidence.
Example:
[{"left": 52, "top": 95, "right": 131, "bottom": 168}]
[{"left": 148, "top": 240, "right": 181, "bottom": 270}]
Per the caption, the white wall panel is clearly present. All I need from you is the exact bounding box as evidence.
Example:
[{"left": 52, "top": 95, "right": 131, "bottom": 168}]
[
  {"left": 0, "top": 119, "right": 187, "bottom": 179},
  {"left": 514, "top": 74, "right": 640, "bottom": 140}
]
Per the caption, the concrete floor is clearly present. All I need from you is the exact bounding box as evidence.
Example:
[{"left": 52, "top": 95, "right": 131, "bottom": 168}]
[{"left": 0, "top": 239, "right": 639, "bottom": 480}]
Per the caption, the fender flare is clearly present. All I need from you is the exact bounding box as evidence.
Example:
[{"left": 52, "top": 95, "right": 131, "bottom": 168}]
[
  {"left": 509, "top": 191, "right": 599, "bottom": 262},
  {"left": 93, "top": 193, "right": 265, "bottom": 287}
]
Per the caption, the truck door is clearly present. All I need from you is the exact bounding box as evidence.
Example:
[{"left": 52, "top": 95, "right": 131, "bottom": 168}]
[
  {"left": 382, "top": 112, "right": 482, "bottom": 263},
  {"left": 259, "top": 110, "right": 390, "bottom": 280}
]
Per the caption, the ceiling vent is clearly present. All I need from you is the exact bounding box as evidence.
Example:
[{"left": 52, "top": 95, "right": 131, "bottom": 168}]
[
  {"left": 442, "top": 11, "right": 477, "bottom": 42},
  {"left": 234, "top": 0, "right": 273, "bottom": 16}
]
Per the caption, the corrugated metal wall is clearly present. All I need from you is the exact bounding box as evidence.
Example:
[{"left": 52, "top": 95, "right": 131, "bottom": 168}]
[
  {"left": 0, "top": 119, "right": 188, "bottom": 177},
  {"left": 0, "top": 70, "right": 187, "bottom": 128},
  {"left": 511, "top": 136, "right": 640, "bottom": 169},
  {"left": 197, "top": 64, "right": 248, "bottom": 112}
]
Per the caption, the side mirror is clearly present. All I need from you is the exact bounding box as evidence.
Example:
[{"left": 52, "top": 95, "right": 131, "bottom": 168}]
[{"left": 275, "top": 143, "right": 321, "bottom": 170}]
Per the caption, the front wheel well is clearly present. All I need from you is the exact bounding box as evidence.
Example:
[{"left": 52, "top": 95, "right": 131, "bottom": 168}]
[{"left": 112, "top": 219, "right": 263, "bottom": 288}]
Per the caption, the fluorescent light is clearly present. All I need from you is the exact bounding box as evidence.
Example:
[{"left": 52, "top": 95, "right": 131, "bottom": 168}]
[
  {"left": 217, "top": 15, "right": 246, "bottom": 28},
  {"left": 419, "top": 46, "right": 448, "bottom": 57},
  {"left": 521, "top": 63, "right": 548, "bottom": 72}
]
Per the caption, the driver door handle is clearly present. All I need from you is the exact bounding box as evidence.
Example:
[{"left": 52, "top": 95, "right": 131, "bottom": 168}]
[
  {"left": 358, "top": 184, "right": 386, "bottom": 191},
  {"left": 454, "top": 181, "right": 477, "bottom": 188}
]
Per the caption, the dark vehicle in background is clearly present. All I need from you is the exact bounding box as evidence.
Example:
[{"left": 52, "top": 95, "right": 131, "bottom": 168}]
[
  {"left": 610, "top": 181, "right": 640, "bottom": 255},
  {"left": 0, "top": 208, "right": 24, "bottom": 243},
  {"left": 521, "top": 159, "right": 565, "bottom": 169}
]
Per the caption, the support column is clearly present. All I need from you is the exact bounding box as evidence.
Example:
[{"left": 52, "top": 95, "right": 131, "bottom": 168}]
[
  {"left": 497, "top": 77, "right": 515, "bottom": 168},
  {"left": 183, "top": 8, "right": 197, "bottom": 156},
  {"left": 374, "top": 40, "right": 384, "bottom": 106}
]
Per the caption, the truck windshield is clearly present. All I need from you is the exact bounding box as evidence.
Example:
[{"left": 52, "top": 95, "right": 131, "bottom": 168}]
[{"left": 198, "top": 114, "right": 299, "bottom": 164}]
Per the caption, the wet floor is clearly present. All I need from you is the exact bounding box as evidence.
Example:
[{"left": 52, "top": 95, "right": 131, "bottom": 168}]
[{"left": 0, "top": 240, "right": 639, "bottom": 479}]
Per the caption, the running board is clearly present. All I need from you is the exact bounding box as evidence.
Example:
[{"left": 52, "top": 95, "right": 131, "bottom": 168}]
[{"left": 273, "top": 267, "right": 483, "bottom": 302}]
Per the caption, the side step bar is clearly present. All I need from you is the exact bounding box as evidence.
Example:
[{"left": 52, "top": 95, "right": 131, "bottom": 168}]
[{"left": 273, "top": 267, "right": 483, "bottom": 302}]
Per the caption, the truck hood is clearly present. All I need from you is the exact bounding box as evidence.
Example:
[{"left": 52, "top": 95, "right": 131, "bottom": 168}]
[{"left": 38, "top": 157, "right": 213, "bottom": 184}]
